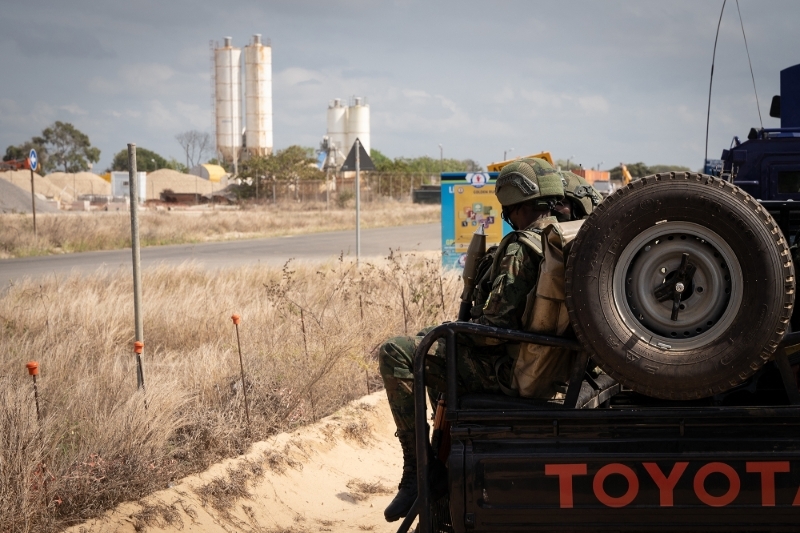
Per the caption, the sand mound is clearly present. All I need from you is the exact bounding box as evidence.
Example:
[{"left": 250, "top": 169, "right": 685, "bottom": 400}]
[
  {"left": 0, "top": 172, "right": 63, "bottom": 212},
  {"left": 67, "top": 391, "right": 406, "bottom": 533},
  {"left": 146, "top": 169, "right": 218, "bottom": 200},
  {"left": 45, "top": 171, "right": 110, "bottom": 196}
]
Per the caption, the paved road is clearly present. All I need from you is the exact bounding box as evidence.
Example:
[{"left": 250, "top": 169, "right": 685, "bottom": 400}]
[{"left": 0, "top": 224, "right": 440, "bottom": 289}]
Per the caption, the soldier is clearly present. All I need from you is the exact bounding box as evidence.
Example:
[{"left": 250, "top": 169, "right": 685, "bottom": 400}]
[{"left": 378, "top": 157, "right": 570, "bottom": 522}]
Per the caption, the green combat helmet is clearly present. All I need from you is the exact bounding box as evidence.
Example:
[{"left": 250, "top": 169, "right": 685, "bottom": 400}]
[
  {"left": 558, "top": 170, "right": 602, "bottom": 218},
  {"left": 495, "top": 158, "right": 565, "bottom": 208}
]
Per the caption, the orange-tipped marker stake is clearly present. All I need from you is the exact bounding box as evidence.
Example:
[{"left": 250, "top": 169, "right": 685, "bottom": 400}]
[
  {"left": 26, "top": 361, "right": 41, "bottom": 421},
  {"left": 133, "top": 341, "right": 145, "bottom": 390},
  {"left": 231, "top": 314, "right": 251, "bottom": 433}
]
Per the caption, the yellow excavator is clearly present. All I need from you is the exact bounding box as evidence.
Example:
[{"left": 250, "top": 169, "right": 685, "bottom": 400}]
[
  {"left": 486, "top": 151, "right": 553, "bottom": 172},
  {"left": 620, "top": 162, "right": 634, "bottom": 185}
]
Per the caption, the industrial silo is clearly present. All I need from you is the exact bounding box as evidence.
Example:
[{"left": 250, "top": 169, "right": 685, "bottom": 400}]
[
  {"left": 244, "top": 34, "right": 273, "bottom": 156},
  {"left": 326, "top": 98, "right": 348, "bottom": 162},
  {"left": 215, "top": 37, "right": 242, "bottom": 167},
  {"left": 346, "top": 97, "right": 370, "bottom": 155}
]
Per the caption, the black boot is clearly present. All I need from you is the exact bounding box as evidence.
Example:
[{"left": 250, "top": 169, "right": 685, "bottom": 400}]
[
  {"left": 384, "top": 429, "right": 449, "bottom": 522},
  {"left": 384, "top": 430, "right": 417, "bottom": 522}
]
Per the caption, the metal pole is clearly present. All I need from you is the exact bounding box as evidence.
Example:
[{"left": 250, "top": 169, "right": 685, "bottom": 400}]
[
  {"left": 325, "top": 168, "right": 330, "bottom": 210},
  {"left": 356, "top": 139, "right": 361, "bottom": 264},
  {"left": 230, "top": 45, "right": 238, "bottom": 177},
  {"left": 128, "top": 144, "right": 145, "bottom": 389},
  {"left": 29, "top": 167, "right": 37, "bottom": 237},
  {"left": 231, "top": 314, "right": 251, "bottom": 432}
]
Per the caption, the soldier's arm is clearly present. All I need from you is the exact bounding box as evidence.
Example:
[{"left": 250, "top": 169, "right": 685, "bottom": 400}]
[{"left": 473, "top": 241, "right": 539, "bottom": 330}]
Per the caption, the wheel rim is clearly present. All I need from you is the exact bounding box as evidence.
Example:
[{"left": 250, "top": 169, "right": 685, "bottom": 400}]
[{"left": 612, "top": 221, "right": 743, "bottom": 351}]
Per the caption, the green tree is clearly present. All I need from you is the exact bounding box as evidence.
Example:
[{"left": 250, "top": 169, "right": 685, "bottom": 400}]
[
  {"left": 37, "top": 121, "right": 100, "bottom": 172},
  {"left": 369, "top": 149, "right": 482, "bottom": 173},
  {"left": 236, "top": 145, "right": 324, "bottom": 198},
  {"left": 110, "top": 147, "right": 171, "bottom": 172},
  {"left": 648, "top": 164, "right": 692, "bottom": 174},
  {"left": 608, "top": 162, "right": 691, "bottom": 181},
  {"left": 3, "top": 140, "right": 48, "bottom": 170},
  {"left": 553, "top": 159, "right": 582, "bottom": 172}
]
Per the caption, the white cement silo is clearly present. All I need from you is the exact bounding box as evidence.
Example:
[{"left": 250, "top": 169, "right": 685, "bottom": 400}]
[
  {"left": 327, "top": 98, "right": 348, "bottom": 162},
  {"left": 215, "top": 37, "right": 242, "bottom": 167},
  {"left": 244, "top": 34, "right": 273, "bottom": 156},
  {"left": 346, "top": 97, "right": 370, "bottom": 155}
]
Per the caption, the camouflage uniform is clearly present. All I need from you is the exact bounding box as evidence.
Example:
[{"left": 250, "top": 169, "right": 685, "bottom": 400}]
[
  {"left": 380, "top": 157, "right": 587, "bottom": 523},
  {"left": 378, "top": 223, "right": 545, "bottom": 431}
]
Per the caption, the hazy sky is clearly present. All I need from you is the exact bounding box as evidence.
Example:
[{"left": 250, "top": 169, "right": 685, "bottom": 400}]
[{"left": 1, "top": 0, "right": 798, "bottom": 172}]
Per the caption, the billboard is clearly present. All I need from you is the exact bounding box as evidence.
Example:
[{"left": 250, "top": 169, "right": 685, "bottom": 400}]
[{"left": 441, "top": 172, "right": 512, "bottom": 269}]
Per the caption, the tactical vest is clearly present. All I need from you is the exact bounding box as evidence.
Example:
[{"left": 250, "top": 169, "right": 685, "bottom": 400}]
[{"left": 472, "top": 220, "right": 585, "bottom": 399}]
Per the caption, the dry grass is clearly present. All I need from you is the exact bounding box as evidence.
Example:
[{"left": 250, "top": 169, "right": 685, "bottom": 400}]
[
  {"left": 0, "top": 201, "right": 439, "bottom": 258},
  {"left": 0, "top": 253, "right": 460, "bottom": 532},
  {"left": 345, "top": 479, "right": 394, "bottom": 502}
]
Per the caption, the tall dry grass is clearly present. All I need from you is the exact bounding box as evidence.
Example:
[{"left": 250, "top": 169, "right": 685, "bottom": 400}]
[
  {"left": 0, "top": 201, "right": 439, "bottom": 259},
  {"left": 0, "top": 253, "right": 460, "bottom": 532}
]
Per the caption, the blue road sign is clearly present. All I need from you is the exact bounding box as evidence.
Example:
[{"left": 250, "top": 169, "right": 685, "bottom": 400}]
[{"left": 29, "top": 149, "right": 38, "bottom": 171}]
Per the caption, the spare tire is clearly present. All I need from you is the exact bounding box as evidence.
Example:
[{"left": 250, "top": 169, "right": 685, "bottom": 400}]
[{"left": 565, "top": 173, "right": 794, "bottom": 399}]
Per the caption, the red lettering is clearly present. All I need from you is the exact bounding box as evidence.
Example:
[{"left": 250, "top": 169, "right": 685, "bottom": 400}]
[
  {"left": 593, "top": 463, "right": 639, "bottom": 508},
  {"left": 545, "top": 464, "right": 587, "bottom": 508},
  {"left": 694, "top": 462, "right": 740, "bottom": 507},
  {"left": 746, "top": 462, "right": 790, "bottom": 506},
  {"left": 643, "top": 462, "right": 688, "bottom": 507}
]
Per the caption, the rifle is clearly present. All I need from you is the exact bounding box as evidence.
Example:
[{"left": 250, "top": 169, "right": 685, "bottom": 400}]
[{"left": 457, "top": 225, "right": 486, "bottom": 321}]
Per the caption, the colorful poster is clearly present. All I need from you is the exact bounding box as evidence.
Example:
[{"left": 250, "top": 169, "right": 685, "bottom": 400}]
[
  {"left": 453, "top": 184, "right": 502, "bottom": 253},
  {"left": 441, "top": 172, "right": 511, "bottom": 269}
]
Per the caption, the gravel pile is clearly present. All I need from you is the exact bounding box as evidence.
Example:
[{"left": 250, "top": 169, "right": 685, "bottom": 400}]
[
  {"left": 0, "top": 176, "right": 60, "bottom": 214},
  {"left": 0, "top": 170, "right": 73, "bottom": 204},
  {"left": 145, "top": 169, "right": 218, "bottom": 200},
  {"left": 45, "top": 171, "right": 111, "bottom": 196}
]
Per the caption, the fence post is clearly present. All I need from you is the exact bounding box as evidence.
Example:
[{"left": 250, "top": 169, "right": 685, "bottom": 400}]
[{"left": 128, "top": 144, "right": 145, "bottom": 390}]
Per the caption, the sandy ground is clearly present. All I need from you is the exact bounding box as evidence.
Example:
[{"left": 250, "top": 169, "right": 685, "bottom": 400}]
[{"left": 66, "top": 391, "right": 412, "bottom": 533}]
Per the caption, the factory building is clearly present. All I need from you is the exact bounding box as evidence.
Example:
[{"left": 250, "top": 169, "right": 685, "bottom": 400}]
[
  {"left": 244, "top": 35, "right": 273, "bottom": 157},
  {"left": 325, "top": 97, "right": 370, "bottom": 167},
  {"left": 213, "top": 35, "right": 273, "bottom": 174}
]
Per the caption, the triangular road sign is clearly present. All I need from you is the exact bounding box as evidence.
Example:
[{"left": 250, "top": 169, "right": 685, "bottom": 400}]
[{"left": 340, "top": 138, "right": 375, "bottom": 171}]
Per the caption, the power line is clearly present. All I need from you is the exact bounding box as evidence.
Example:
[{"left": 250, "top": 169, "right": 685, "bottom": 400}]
[
  {"left": 705, "top": 0, "right": 727, "bottom": 162},
  {"left": 736, "top": 0, "right": 763, "bottom": 129}
]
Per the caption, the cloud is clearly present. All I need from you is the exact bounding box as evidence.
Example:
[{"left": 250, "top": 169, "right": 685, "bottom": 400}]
[
  {"left": 60, "top": 104, "right": 88, "bottom": 116},
  {"left": 4, "top": 25, "right": 115, "bottom": 59},
  {"left": 578, "top": 95, "right": 610, "bottom": 114}
]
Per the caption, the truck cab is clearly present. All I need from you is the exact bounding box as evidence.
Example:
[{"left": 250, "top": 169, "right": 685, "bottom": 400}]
[{"left": 713, "top": 64, "right": 800, "bottom": 242}]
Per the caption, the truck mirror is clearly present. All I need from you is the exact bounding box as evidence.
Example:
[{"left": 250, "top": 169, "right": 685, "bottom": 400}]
[{"left": 770, "top": 95, "right": 781, "bottom": 118}]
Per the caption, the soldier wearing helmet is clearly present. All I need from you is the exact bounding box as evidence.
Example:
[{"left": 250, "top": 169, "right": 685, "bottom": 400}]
[
  {"left": 556, "top": 169, "right": 602, "bottom": 221},
  {"left": 376, "top": 157, "right": 566, "bottom": 523}
]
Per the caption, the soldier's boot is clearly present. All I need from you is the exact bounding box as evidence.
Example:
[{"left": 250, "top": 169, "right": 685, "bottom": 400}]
[{"left": 384, "top": 429, "right": 449, "bottom": 523}]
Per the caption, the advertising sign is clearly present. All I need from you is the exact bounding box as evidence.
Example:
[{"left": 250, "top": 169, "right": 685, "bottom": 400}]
[{"left": 441, "top": 172, "right": 512, "bottom": 269}]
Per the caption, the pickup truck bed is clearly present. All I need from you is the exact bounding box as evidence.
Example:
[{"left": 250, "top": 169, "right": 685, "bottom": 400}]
[{"left": 398, "top": 323, "right": 800, "bottom": 533}]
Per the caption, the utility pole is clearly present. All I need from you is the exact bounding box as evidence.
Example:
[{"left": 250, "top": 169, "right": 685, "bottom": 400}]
[
  {"left": 438, "top": 144, "right": 443, "bottom": 175},
  {"left": 356, "top": 139, "right": 361, "bottom": 264}
]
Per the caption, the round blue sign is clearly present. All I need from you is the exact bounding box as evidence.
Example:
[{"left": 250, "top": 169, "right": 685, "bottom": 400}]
[{"left": 29, "top": 149, "right": 38, "bottom": 171}]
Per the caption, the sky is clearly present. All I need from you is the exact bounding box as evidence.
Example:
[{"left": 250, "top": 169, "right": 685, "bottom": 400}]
[{"left": 1, "top": 0, "right": 798, "bottom": 173}]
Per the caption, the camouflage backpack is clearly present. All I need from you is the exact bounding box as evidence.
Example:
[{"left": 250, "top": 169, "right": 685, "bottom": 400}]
[{"left": 471, "top": 219, "right": 585, "bottom": 399}]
